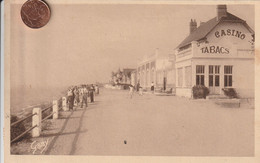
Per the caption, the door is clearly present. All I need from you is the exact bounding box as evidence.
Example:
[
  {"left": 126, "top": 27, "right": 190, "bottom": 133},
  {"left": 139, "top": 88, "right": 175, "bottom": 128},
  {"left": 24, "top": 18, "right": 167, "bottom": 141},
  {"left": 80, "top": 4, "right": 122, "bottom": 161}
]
[
  {"left": 209, "top": 65, "right": 220, "bottom": 94},
  {"left": 163, "top": 77, "right": 167, "bottom": 91}
]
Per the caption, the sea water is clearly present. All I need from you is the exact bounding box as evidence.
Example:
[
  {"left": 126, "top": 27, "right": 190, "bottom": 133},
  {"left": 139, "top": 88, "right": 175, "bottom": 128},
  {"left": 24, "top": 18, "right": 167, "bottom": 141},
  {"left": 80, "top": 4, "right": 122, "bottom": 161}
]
[{"left": 10, "top": 86, "right": 68, "bottom": 116}]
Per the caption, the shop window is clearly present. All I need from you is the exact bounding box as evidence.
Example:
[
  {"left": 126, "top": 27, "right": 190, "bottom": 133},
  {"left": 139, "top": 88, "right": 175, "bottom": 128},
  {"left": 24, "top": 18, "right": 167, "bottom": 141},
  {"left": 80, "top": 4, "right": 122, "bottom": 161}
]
[
  {"left": 209, "top": 75, "right": 213, "bottom": 86},
  {"left": 209, "top": 65, "right": 220, "bottom": 87},
  {"left": 209, "top": 66, "right": 213, "bottom": 74},
  {"left": 185, "top": 66, "right": 192, "bottom": 87},
  {"left": 224, "top": 66, "right": 232, "bottom": 87},
  {"left": 196, "top": 65, "right": 205, "bottom": 85},
  {"left": 178, "top": 68, "right": 183, "bottom": 87},
  {"left": 215, "top": 66, "right": 220, "bottom": 74}
]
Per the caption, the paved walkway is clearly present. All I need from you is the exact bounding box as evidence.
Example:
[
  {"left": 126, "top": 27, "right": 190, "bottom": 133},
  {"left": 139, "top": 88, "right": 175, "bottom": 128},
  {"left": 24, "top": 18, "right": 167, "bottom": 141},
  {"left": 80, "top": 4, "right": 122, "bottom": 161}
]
[{"left": 42, "top": 88, "right": 254, "bottom": 156}]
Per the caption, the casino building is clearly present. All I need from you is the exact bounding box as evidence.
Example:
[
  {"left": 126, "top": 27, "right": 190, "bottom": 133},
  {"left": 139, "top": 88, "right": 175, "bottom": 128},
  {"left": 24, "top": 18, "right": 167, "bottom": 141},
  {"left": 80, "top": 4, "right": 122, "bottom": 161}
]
[{"left": 172, "top": 5, "right": 254, "bottom": 98}]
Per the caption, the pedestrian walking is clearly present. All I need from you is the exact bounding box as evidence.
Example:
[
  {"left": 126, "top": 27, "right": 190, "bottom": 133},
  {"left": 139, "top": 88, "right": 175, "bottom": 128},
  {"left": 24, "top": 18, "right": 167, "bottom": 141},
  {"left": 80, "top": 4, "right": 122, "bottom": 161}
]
[
  {"left": 95, "top": 85, "right": 99, "bottom": 95},
  {"left": 129, "top": 85, "right": 134, "bottom": 98}
]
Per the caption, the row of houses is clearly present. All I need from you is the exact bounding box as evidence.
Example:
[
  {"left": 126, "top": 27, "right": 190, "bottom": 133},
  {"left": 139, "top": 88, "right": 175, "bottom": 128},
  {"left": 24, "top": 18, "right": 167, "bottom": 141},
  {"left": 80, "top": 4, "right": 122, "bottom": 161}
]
[{"left": 129, "top": 5, "right": 255, "bottom": 98}]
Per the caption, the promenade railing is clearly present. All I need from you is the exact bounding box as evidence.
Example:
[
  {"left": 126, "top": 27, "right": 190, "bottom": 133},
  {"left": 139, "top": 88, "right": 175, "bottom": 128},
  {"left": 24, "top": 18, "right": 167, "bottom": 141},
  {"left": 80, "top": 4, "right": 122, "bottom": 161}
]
[{"left": 11, "top": 97, "right": 68, "bottom": 144}]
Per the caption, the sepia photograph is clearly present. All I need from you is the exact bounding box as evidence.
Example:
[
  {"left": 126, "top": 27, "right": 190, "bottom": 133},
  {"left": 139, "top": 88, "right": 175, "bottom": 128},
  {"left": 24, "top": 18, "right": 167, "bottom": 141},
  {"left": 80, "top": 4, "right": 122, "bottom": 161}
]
[{"left": 3, "top": 0, "right": 260, "bottom": 162}]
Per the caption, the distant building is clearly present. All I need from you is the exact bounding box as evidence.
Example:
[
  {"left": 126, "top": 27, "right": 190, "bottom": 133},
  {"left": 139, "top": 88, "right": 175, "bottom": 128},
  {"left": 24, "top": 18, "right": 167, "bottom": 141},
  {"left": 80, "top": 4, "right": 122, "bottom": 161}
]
[
  {"left": 172, "top": 5, "right": 254, "bottom": 98},
  {"left": 136, "top": 49, "right": 175, "bottom": 91},
  {"left": 112, "top": 68, "right": 135, "bottom": 85},
  {"left": 122, "top": 68, "right": 135, "bottom": 84}
]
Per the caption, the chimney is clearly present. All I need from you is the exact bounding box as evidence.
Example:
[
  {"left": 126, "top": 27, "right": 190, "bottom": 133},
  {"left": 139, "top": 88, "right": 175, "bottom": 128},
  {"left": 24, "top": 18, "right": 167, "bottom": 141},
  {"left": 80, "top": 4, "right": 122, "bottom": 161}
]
[
  {"left": 217, "top": 5, "right": 227, "bottom": 21},
  {"left": 190, "top": 19, "right": 197, "bottom": 34}
]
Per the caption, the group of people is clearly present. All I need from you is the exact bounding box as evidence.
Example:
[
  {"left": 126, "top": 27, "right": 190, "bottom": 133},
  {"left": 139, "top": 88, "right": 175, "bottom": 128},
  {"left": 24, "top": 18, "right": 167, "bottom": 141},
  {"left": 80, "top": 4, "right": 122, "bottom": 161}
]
[
  {"left": 128, "top": 82, "right": 155, "bottom": 98},
  {"left": 67, "top": 84, "right": 99, "bottom": 111},
  {"left": 128, "top": 82, "right": 143, "bottom": 98}
]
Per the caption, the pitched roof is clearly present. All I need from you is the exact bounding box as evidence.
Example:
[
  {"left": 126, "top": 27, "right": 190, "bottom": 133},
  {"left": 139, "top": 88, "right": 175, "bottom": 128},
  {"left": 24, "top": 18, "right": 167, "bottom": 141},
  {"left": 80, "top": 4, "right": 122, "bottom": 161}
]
[{"left": 177, "top": 12, "right": 253, "bottom": 49}]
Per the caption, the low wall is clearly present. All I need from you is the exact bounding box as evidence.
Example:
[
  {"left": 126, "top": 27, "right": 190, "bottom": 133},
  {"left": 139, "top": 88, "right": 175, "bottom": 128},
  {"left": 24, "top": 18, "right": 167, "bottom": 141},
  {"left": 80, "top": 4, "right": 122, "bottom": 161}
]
[{"left": 176, "top": 87, "right": 192, "bottom": 98}]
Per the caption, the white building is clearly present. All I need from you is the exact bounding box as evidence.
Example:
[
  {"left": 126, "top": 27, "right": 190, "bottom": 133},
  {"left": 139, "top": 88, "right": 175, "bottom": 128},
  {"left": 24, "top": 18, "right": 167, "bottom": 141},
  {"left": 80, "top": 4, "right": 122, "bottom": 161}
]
[
  {"left": 136, "top": 50, "right": 175, "bottom": 91},
  {"left": 172, "top": 5, "right": 254, "bottom": 98}
]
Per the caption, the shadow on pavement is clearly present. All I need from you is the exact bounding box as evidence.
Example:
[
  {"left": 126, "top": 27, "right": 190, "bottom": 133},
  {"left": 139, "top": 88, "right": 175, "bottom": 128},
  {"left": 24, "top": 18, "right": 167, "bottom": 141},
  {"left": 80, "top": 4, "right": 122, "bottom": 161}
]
[
  {"left": 44, "top": 101, "right": 95, "bottom": 154},
  {"left": 41, "top": 130, "right": 88, "bottom": 138},
  {"left": 69, "top": 108, "right": 87, "bottom": 155},
  {"left": 44, "top": 111, "right": 74, "bottom": 154},
  {"left": 58, "top": 117, "right": 81, "bottom": 120}
]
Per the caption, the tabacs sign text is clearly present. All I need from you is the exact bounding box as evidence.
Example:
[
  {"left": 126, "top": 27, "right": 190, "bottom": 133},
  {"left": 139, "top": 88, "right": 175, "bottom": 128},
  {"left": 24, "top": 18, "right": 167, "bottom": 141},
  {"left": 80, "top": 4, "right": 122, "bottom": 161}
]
[{"left": 201, "top": 45, "right": 229, "bottom": 54}]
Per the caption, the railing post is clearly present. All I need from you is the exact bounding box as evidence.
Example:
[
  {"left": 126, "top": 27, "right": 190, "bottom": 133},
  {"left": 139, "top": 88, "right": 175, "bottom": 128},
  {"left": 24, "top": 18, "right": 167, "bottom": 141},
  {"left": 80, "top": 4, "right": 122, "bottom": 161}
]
[
  {"left": 62, "top": 97, "right": 68, "bottom": 111},
  {"left": 53, "top": 100, "right": 58, "bottom": 119},
  {"left": 32, "top": 107, "right": 42, "bottom": 137}
]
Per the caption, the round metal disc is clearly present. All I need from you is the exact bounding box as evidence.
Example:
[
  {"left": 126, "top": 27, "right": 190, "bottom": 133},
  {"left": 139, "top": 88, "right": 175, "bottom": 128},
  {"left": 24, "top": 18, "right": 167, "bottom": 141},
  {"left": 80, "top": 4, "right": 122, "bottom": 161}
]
[{"left": 21, "top": 0, "right": 51, "bottom": 29}]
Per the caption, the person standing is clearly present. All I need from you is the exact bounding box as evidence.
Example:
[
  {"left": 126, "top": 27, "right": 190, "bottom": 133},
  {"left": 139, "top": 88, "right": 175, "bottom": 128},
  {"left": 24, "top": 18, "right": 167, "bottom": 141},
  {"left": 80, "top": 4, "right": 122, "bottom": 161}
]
[
  {"left": 90, "top": 84, "right": 95, "bottom": 103},
  {"left": 73, "top": 87, "right": 80, "bottom": 107},
  {"left": 67, "top": 88, "right": 74, "bottom": 111},
  {"left": 136, "top": 82, "right": 140, "bottom": 92},
  {"left": 151, "top": 82, "right": 155, "bottom": 93},
  {"left": 95, "top": 85, "right": 99, "bottom": 95},
  {"left": 81, "top": 87, "right": 88, "bottom": 108},
  {"left": 79, "top": 87, "right": 83, "bottom": 108}
]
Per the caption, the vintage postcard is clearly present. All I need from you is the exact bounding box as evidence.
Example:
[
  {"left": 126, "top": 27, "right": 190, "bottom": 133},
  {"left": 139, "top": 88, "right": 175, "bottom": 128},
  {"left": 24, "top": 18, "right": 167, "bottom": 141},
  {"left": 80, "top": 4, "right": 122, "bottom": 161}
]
[{"left": 2, "top": 0, "right": 260, "bottom": 163}]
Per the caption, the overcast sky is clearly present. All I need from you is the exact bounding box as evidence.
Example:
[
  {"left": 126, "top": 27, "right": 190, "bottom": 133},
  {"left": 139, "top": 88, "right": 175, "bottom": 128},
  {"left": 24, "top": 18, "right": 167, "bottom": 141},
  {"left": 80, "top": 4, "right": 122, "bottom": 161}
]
[{"left": 10, "top": 4, "right": 254, "bottom": 88}]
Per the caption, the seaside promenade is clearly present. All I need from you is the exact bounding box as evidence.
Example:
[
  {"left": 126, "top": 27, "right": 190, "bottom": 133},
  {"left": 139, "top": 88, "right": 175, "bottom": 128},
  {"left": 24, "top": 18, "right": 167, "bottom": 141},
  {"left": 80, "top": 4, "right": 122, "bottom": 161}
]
[{"left": 12, "top": 88, "right": 254, "bottom": 156}]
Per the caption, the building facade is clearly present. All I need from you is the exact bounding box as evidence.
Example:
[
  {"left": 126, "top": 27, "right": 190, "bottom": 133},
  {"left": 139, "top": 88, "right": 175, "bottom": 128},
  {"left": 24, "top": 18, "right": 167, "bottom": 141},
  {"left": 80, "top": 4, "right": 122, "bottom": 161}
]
[
  {"left": 173, "top": 5, "right": 254, "bottom": 98},
  {"left": 136, "top": 50, "right": 175, "bottom": 91}
]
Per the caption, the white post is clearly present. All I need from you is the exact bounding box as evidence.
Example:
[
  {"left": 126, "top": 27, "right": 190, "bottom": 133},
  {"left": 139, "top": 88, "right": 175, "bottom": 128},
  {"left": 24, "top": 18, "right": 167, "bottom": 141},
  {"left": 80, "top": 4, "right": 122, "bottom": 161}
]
[
  {"left": 32, "top": 107, "right": 42, "bottom": 137},
  {"left": 53, "top": 100, "right": 58, "bottom": 119},
  {"left": 62, "top": 97, "right": 68, "bottom": 111}
]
